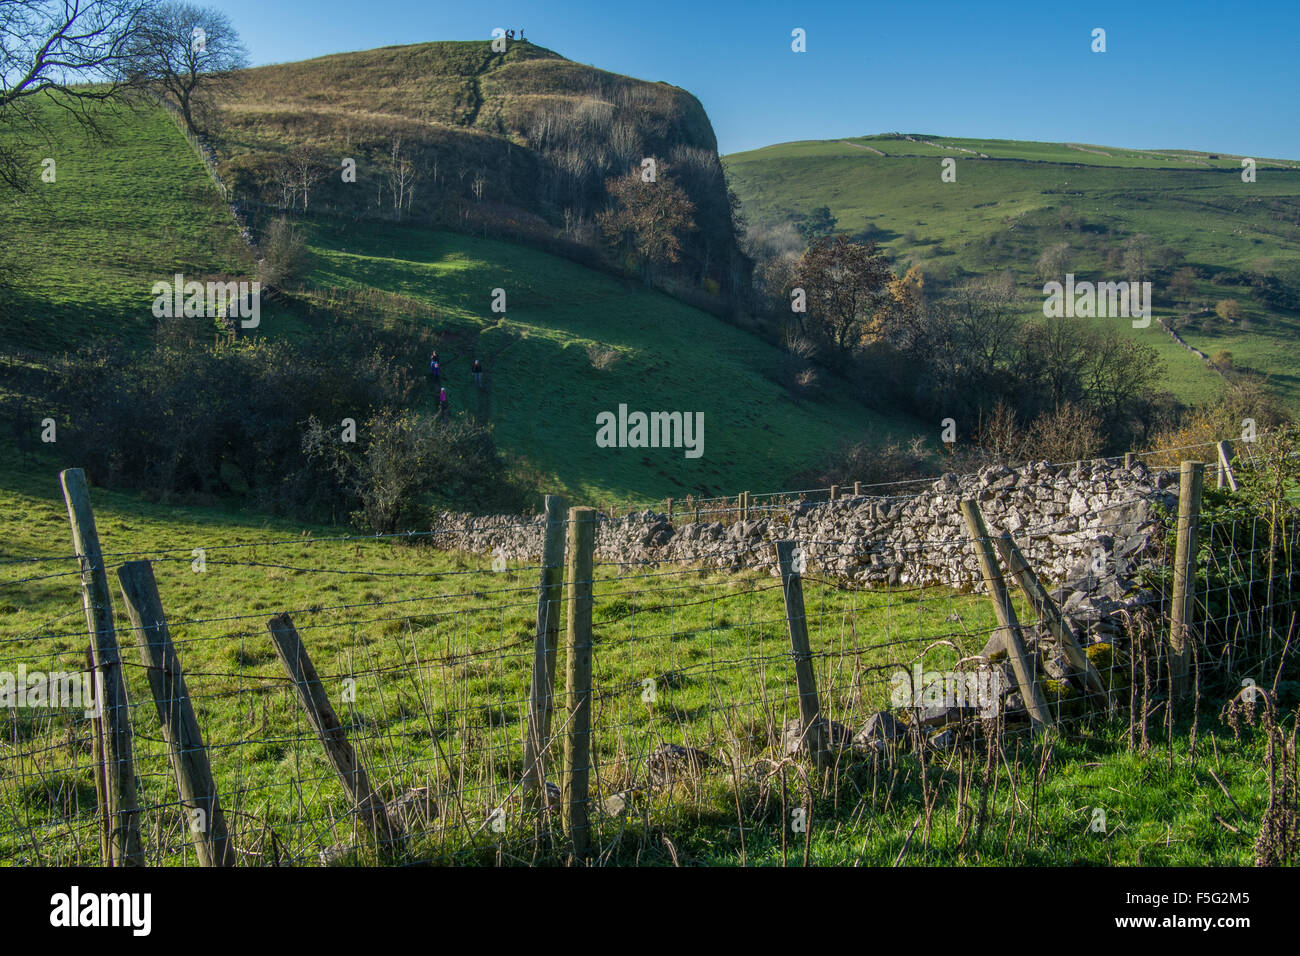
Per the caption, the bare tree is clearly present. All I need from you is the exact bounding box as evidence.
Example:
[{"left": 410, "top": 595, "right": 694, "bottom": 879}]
[
  {"left": 270, "top": 158, "right": 296, "bottom": 209},
  {"left": 793, "top": 234, "right": 892, "bottom": 356},
  {"left": 0, "top": 0, "right": 153, "bottom": 191},
  {"left": 288, "top": 145, "right": 326, "bottom": 212},
  {"left": 133, "top": 1, "right": 246, "bottom": 135},
  {"left": 386, "top": 133, "right": 417, "bottom": 219}
]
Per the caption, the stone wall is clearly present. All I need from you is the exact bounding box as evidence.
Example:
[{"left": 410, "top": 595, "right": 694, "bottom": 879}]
[{"left": 433, "top": 458, "right": 1179, "bottom": 592}]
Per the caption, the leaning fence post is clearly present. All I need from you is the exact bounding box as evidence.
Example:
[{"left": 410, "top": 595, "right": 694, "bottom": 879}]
[
  {"left": 60, "top": 468, "right": 144, "bottom": 866},
  {"left": 524, "top": 495, "right": 567, "bottom": 808},
  {"left": 266, "top": 612, "right": 401, "bottom": 855},
  {"left": 1170, "top": 461, "right": 1205, "bottom": 700},
  {"left": 84, "top": 644, "right": 109, "bottom": 864},
  {"left": 1216, "top": 441, "right": 1239, "bottom": 492},
  {"left": 992, "top": 532, "right": 1107, "bottom": 699},
  {"left": 959, "top": 501, "right": 1052, "bottom": 731},
  {"left": 562, "top": 508, "right": 597, "bottom": 857},
  {"left": 774, "top": 540, "right": 830, "bottom": 768},
  {"left": 117, "top": 561, "right": 234, "bottom": 866}
]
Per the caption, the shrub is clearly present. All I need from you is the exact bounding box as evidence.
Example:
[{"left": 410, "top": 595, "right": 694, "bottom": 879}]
[{"left": 257, "top": 216, "right": 309, "bottom": 288}]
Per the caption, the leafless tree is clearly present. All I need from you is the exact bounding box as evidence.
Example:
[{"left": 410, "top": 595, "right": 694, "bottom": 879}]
[
  {"left": 288, "top": 145, "right": 326, "bottom": 212},
  {"left": 132, "top": 1, "right": 246, "bottom": 135},
  {"left": 0, "top": 0, "right": 153, "bottom": 191},
  {"left": 386, "top": 133, "right": 417, "bottom": 219}
]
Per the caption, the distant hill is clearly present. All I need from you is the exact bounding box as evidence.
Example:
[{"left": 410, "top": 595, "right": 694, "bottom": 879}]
[{"left": 724, "top": 134, "right": 1300, "bottom": 410}]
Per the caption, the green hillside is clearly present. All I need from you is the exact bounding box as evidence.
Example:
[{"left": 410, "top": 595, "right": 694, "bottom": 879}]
[
  {"left": 0, "top": 103, "right": 256, "bottom": 353},
  {"left": 724, "top": 134, "right": 1300, "bottom": 410},
  {"left": 0, "top": 97, "right": 922, "bottom": 507}
]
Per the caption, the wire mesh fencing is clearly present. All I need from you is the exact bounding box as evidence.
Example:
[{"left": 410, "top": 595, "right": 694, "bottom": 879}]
[{"left": 1, "top": 442, "right": 1296, "bottom": 866}]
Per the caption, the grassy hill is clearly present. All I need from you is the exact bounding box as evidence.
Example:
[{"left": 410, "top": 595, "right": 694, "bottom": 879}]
[
  {"left": 212, "top": 39, "right": 747, "bottom": 298},
  {"left": 0, "top": 103, "right": 255, "bottom": 354},
  {"left": 724, "top": 134, "right": 1300, "bottom": 411},
  {"left": 0, "top": 96, "right": 923, "bottom": 508}
]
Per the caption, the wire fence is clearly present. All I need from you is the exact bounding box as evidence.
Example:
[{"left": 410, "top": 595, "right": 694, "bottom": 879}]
[{"left": 1, "top": 444, "right": 1296, "bottom": 866}]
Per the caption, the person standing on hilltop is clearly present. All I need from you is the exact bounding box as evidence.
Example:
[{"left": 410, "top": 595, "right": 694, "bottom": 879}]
[
  {"left": 439, "top": 386, "right": 448, "bottom": 414},
  {"left": 472, "top": 358, "right": 483, "bottom": 388}
]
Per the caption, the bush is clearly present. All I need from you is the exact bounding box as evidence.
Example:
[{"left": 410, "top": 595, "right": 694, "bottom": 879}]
[
  {"left": 257, "top": 216, "right": 309, "bottom": 288},
  {"left": 791, "top": 435, "right": 931, "bottom": 490},
  {"left": 1216, "top": 298, "right": 1243, "bottom": 323},
  {"left": 303, "top": 409, "right": 508, "bottom": 533},
  {"left": 45, "top": 321, "right": 518, "bottom": 527}
]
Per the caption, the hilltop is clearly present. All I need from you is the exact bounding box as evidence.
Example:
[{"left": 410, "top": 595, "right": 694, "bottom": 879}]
[
  {"left": 213, "top": 39, "right": 748, "bottom": 300},
  {"left": 724, "top": 133, "right": 1300, "bottom": 410}
]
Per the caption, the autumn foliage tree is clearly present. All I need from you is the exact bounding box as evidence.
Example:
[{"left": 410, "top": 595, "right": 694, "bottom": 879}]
[
  {"left": 598, "top": 166, "right": 697, "bottom": 279},
  {"left": 793, "top": 234, "right": 893, "bottom": 357}
]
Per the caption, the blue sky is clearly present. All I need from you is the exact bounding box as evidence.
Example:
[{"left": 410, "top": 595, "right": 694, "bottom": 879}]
[{"left": 215, "top": 0, "right": 1299, "bottom": 158}]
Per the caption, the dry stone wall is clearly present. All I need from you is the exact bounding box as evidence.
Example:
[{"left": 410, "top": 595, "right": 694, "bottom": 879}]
[{"left": 433, "top": 458, "right": 1179, "bottom": 591}]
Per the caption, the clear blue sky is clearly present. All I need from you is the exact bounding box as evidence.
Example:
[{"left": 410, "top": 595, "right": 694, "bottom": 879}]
[{"left": 214, "top": 0, "right": 1300, "bottom": 159}]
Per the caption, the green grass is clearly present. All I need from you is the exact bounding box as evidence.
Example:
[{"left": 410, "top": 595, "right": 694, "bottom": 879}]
[
  {"left": 295, "top": 216, "right": 926, "bottom": 504},
  {"left": 724, "top": 133, "right": 1300, "bottom": 411},
  {"left": 0, "top": 101, "right": 260, "bottom": 353},
  {"left": 0, "top": 96, "right": 929, "bottom": 506},
  {"left": 0, "top": 462, "right": 1279, "bottom": 866}
]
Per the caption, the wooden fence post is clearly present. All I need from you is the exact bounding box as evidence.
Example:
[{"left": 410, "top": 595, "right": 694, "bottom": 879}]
[
  {"left": 959, "top": 501, "right": 1053, "bottom": 730},
  {"left": 1124, "top": 452, "right": 1135, "bottom": 469},
  {"left": 60, "top": 468, "right": 143, "bottom": 866},
  {"left": 266, "top": 613, "right": 400, "bottom": 855},
  {"left": 774, "top": 540, "right": 830, "bottom": 768},
  {"left": 991, "top": 532, "right": 1107, "bottom": 699},
  {"left": 523, "top": 495, "right": 567, "bottom": 808},
  {"left": 1216, "top": 441, "right": 1239, "bottom": 492},
  {"left": 562, "top": 508, "right": 597, "bottom": 858},
  {"left": 84, "top": 645, "right": 109, "bottom": 864},
  {"left": 117, "top": 560, "right": 234, "bottom": 866},
  {"left": 829, "top": 485, "right": 839, "bottom": 502},
  {"left": 853, "top": 481, "right": 861, "bottom": 497},
  {"left": 1170, "top": 461, "right": 1205, "bottom": 700}
]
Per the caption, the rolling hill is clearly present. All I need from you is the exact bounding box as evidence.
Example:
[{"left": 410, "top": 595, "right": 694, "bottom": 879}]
[
  {"left": 724, "top": 134, "right": 1300, "bottom": 411},
  {"left": 0, "top": 91, "right": 922, "bottom": 509}
]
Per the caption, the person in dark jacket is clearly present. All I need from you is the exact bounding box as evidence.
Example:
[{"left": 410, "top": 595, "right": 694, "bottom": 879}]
[{"left": 472, "top": 358, "right": 483, "bottom": 387}]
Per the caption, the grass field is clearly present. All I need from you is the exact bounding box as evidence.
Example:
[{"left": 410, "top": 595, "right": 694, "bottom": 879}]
[
  {"left": 0, "top": 461, "right": 1276, "bottom": 866},
  {"left": 725, "top": 133, "right": 1300, "bottom": 410},
  {"left": 294, "top": 216, "right": 925, "bottom": 504},
  {"left": 0, "top": 80, "right": 1292, "bottom": 868},
  {"left": 0, "top": 102, "right": 259, "bottom": 354}
]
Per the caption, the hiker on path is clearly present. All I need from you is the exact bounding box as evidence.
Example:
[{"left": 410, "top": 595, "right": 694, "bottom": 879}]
[
  {"left": 430, "top": 357, "right": 440, "bottom": 383},
  {"left": 439, "top": 387, "right": 448, "bottom": 414},
  {"left": 472, "top": 358, "right": 483, "bottom": 388}
]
